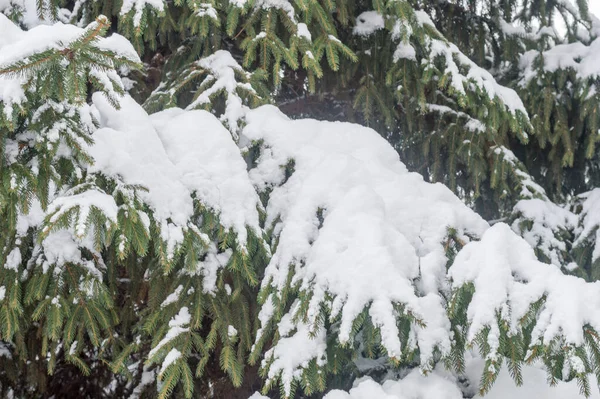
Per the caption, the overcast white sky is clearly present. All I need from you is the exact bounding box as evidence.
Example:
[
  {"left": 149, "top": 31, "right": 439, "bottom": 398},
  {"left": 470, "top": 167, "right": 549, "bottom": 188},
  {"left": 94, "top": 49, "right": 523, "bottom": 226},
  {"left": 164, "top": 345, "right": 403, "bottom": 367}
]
[{"left": 592, "top": 0, "right": 600, "bottom": 19}]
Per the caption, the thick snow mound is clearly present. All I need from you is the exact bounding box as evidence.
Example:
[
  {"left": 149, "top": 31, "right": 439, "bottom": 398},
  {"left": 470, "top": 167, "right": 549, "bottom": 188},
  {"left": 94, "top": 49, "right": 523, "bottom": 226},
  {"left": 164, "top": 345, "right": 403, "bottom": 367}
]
[
  {"left": 243, "top": 105, "right": 489, "bottom": 393},
  {"left": 90, "top": 94, "right": 260, "bottom": 260},
  {"left": 251, "top": 354, "right": 600, "bottom": 398},
  {"left": 520, "top": 33, "right": 600, "bottom": 82},
  {"left": 90, "top": 94, "right": 193, "bottom": 259},
  {"left": 450, "top": 223, "right": 600, "bottom": 348},
  {"left": 150, "top": 107, "right": 261, "bottom": 246}
]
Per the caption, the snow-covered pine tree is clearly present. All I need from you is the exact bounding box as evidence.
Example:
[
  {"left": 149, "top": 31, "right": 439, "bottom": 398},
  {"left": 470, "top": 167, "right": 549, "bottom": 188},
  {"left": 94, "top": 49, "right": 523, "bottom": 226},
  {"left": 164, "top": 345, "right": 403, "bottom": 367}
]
[
  {"left": 0, "top": 12, "right": 268, "bottom": 398},
  {"left": 3, "top": 0, "right": 600, "bottom": 398}
]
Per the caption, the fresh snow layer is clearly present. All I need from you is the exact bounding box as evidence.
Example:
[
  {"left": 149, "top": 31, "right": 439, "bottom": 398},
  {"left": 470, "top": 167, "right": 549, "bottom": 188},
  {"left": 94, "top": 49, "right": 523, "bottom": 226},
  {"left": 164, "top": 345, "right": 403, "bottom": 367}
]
[
  {"left": 185, "top": 50, "right": 257, "bottom": 135},
  {"left": 90, "top": 93, "right": 193, "bottom": 259},
  {"left": 159, "top": 348, "right": 181, "bottom": 375},
  {"left": 243, "top": 105, "right": 488, "bottom": 393},
  {"left": 353, "top": 11, "right": 385, "bottom": 37},
  {"left": 150, "top": 107, "right": 261, "bottom": 246},
  {"left": 324, "top": 373, "right": 463, "bottom": 399},
  {"left": 389, "top": 10, "right": 527, "bottom": 116},
  {"left": 91, "top": 94, "right": 261, "bottom": 260},
  {"left": 243, "top": 105, "right": 600, "bottom": 394},
  {"left": 120, "top": 0, "right": 165, "bottom": 27},
  {"left": 429, "top": 38, "right": 527, "bottom": 115},
  {"left": 0, "top": 14, "right": 139, "bottom": 117},
  {"left": 511, "top": 187, "right": 600, "bottom": 272},
  {"left": 249, "top": 353, "right": 600, "bottom": 398},
  {"left": 511, "top": 198, "right": 577, "bottom": 267},
  {"left": 149, "top": 307, "right": 191, "bottom": 359},
  {"left": 450, "top": 223, "right": 600, "bottom": 349},
  {"left": 0, "top": 13, "right": 22, "bottom": 48},
  {"left": 520, "top": 20, "right": 600, "bottom": 83},
  {"left": 0, "top": 0, "right": 75, "bottom": 28},
  {"left": 0, "top": 16, "right": 139, "bottom": 68},
  {"left": 465, "top": 355, "right": 600, "bottom": 399},
  {"left": 320, "top": 354, "right": 600, "bottom": 399}
]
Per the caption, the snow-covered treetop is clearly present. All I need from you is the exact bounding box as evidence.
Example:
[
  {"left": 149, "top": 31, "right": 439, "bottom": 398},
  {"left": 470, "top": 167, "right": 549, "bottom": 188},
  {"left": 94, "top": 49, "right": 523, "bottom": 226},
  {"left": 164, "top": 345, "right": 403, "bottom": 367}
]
[
  {"left": 0, "top": 13, "right": 139, "bottom": 122},
  {"left": 146, "top": 49, "right": 266, "bottom": 138}
]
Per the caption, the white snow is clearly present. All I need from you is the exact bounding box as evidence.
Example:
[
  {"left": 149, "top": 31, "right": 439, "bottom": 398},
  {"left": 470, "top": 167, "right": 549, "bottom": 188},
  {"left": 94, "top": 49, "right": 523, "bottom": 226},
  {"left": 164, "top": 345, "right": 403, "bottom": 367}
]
[
  {"left": 47, "top": 189, "right": 119, "bottom": 237},
  {"left": 128, "top": 365, "right": 156, "bottom": 399},
  {"left": 511, "top": 187, "right": 600, "bottom": 271},
  {"left": 0, "top": 13, "right": 29, "bottom": 116},
  {"left": 0, "top": 14, "right": 139, "bottom": 119},
  {"left": 511, "top": 198, "right": 577, "bottom": 267},
  {"left": 185, "top": 50, "right": 257, "bottom": 135},
  {"left": 195, "top": 3, "right": 217, "bottom": 20},
  {"left": 427, "top": 104, "right": 486, "bottom": 134},
  {"left": 0, "top": 16, "right": 139, "bottom": 68},
  {"left": 150, "top": 107, "right": 261, "bottom": 247},
  {"left": 254, "top": 0, "right": 295, "bottom": 21},
  {"left": 325, "top": 372, "right": 463, "bottom": 399},
  {"left": 161, "top": 285, "right": 183, "bottom": 308},
  {"left": 353, "top": 11, "right": 385, "bottom": 37},
  {"left": 297, "top": 23, "right": 311, "bottom": 41},
  {"left": 323, "top": 353, "right": 600, "bottom": 399},
  {"left": 244, "top": 105, "right": 488, "bottom": 393},
  {"left": 120, "top": 0, "right": 165, "bottom": 28},
  {"left": 519, "top": 15, "right": 600, "bottom": 84},
  {"left": 450, "top": 223, "right": 600, "bottom": 350},
  {"left": 41, "top": 230, "right": 84, "bottom": 268},
  {"left": 428, "top": 38, "right": 527, "bottom": 115},
  {"left": 388, "top": 9, "right": 527, "bottom": 116},
  {"left": 90, "top": 93, "right": 194, "bottom": 260},
  {"left": 393, "top": 42, "right": 416, "bottom": 61},
  {"left": 0, "top": 13, "right": 22, "bottom": 48},
  {"left": 159, "top": 348, "right": 181, "bottom": 375},
  {"left": 465, "top": 354, "right": 600, "bottom": 399},
  {"left": 262, "top": 318, "right": 327, "bottom": 396},
  {"left": 499, "top": 18, "right": 558, "bottom": 41},
  {"left": 148, "top": 307, "right": 191, "bottom": 359},
  {"left": 574, "top": 188, "right": 600, "bottom": 262},
  {"left": 0, "top": 0, "right": 53, "bottom": 28},
  {"left": 3, "top": 247, "right": 21, "bottom": 270},
  {"left": 91, "top": 92, "right": 261, "bottom": 269},
  {"left": 492, "top": 146, "right": 545, "bottom": 198},
  {"left": 183, "top": 244, "right": 232, "bottom": 294},
  {"left": 5, "top": 8, "right": 600, "bottom": 397},
  {"left": 228, "top": 325, "right": 238, "bottom": 338}
]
